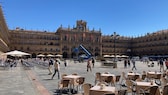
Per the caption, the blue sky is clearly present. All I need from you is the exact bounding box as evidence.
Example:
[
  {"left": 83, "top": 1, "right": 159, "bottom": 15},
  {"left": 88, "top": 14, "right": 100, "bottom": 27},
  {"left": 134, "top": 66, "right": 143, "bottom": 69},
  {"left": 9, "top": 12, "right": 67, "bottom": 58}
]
[{"left": 1, "top": 0, "right": 168, "bottom": 37}]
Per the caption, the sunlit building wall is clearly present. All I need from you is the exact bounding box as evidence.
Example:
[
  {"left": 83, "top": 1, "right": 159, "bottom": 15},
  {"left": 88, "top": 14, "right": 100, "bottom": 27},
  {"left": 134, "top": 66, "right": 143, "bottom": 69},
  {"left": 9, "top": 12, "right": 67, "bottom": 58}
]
[
  {"left": 0, "top": 6, "right": 10, "bottom": 53},
  {"left": 9, "top": 20, "right": 102, "bottom": 58},
  {"left": 9, "top": 29, "right": 60, "bottom": 57},
  {"left": 56, "top": 20, "right": 102, "bottom": 58},
  {"left": 102, "top": 35, "right": 132, "bottom": 56},
  {"left": 1, "top": 5, "right": 168, "bottom": 58},
  {"left": 132, "top": 30, "right": 168, "bottom": 57}
]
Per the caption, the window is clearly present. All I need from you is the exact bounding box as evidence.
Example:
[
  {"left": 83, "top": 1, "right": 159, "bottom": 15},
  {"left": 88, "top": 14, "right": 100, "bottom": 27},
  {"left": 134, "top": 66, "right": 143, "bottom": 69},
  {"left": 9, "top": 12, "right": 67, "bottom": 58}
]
[{"left": 64, "top": 35, "right": 67, "bottom": 40}]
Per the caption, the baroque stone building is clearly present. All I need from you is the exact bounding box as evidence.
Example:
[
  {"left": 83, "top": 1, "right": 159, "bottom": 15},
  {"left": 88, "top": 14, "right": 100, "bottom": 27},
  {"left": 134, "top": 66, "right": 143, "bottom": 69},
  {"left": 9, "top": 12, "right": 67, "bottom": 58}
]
[
  {"left": 102, "top": 33, "right": 132, "bottom": 56},
  {"left": 0, "top": 6, "right": 10, "bottom": 53},
  {"left": 1, "top": 5, "right": 168, "bottom": 59},
  {"left": 9, "top": 20, "right": 102, "bottom": 58},
  {"left": 132, "top": 30, "right": 168, "bottom": 57},
  {"left": 9, "top": 29, "right": 60, "bottom": 57}
]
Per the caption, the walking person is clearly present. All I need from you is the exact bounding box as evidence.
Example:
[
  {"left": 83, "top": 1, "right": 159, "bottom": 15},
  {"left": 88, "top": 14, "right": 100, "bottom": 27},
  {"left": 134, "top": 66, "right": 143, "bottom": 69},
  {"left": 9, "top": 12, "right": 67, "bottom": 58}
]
[
  {"left": 165, "top": 59, "right": 168, "bottom": 70},
  {"left": 91, "top": 57, "right": 95, "bottom": 68},
  {"left": 124, "top": 59, "right": 127, "bottom": 68},
  {"left": 87, "top": 58, "right": 92, "bottom": 72},
  {"left": 51, "top": 59, "right": 60, "bottom": 79},
  {"left": 132, "top": 59, "right": 137, "bottom": 70},
  {"left": 64, "top": 59, "right": 67, "bottom": 67},
  {"left": 157, "top": 59, "right": 160, "bottom": 66},
  {"left": 48, "top": 58, "right": 53, "bottom": 75},
  {"left": 127, "top": 59, "right": 131, "bottom": 67},
  {"left": 10, "top": 59, "right": 14, "bottom": 69},
  {"left": 159, "top": 58, "right": 164, "bottom": 72}
]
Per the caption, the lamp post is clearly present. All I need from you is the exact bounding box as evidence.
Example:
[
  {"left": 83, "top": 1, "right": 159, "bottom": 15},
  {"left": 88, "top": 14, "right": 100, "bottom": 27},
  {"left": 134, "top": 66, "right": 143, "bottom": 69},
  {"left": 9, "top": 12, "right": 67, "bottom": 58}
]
[{"left": 111, "top": 32, "right": 119, "bottom": 68}]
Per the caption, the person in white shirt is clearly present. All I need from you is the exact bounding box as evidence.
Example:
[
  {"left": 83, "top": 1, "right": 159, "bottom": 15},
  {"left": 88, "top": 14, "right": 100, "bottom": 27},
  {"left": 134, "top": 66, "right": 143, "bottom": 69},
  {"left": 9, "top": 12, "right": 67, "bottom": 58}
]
[{"left": 51, "top": 59, "right": 60, "bottom": 79}]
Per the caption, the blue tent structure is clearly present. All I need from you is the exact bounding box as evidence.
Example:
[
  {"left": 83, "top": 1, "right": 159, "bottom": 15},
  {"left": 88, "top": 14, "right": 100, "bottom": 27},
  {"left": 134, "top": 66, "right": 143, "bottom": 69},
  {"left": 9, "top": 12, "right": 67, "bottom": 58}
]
[{"left": 73, "top": 45, "right": 92, "bottom": 62}]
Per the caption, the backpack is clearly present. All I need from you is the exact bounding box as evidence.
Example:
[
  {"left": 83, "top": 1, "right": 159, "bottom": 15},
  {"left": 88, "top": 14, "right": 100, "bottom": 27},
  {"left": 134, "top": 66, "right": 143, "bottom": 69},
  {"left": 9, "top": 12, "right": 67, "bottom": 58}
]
[
  {"left": 92, "top": 59, "right": 95, "bottom": 63},
  {"left": 49, "top": 60, "right": 53, "bottom": 65}
]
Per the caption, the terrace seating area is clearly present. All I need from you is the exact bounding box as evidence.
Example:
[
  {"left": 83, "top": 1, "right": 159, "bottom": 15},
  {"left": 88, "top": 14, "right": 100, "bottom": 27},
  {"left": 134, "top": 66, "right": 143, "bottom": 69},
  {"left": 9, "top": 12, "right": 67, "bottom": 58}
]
[
  {"left": 52, "top": 70, "right": 168, "bottom": 95},
  {"left": 1, "top": 58, "right": 168, "bottom": 95},
  {"left": 30, "top": 59, "right": 168, "bottom": 95}
]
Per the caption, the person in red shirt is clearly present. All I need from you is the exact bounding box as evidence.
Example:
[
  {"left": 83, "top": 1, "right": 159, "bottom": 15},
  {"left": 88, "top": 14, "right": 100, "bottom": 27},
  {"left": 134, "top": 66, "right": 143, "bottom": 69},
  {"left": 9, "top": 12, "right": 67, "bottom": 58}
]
[{"left": 165, "top": 59, "right": 168, "bottom": 70}]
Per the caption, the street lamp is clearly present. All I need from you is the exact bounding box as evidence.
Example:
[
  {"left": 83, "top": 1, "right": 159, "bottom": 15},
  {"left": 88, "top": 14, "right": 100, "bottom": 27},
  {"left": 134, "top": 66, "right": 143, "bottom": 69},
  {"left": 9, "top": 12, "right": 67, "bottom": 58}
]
[{"left": 111, "top": 32, "right": 119, "bottom": 68}]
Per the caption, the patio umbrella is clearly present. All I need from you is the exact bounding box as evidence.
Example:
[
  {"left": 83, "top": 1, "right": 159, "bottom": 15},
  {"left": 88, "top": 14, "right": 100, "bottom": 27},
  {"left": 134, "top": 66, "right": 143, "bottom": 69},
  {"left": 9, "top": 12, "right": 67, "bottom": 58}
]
[
  {"left": 37, "top": 54, "right": 45, "bottom": 57},
  {"left": 103, "top": 55, "right": 110, "bottom": 58},
  {"left": 5, "top": 50, "right": 31, "bottom": 57},
  {"left": 47, "top": 54, "right": 55, "bottom": 57},
  {"left": 55, "top": 54, "right": 62, "bottom": 57},
  {"left": 121, "top": 55, "right": 128, "bottom": 58}
]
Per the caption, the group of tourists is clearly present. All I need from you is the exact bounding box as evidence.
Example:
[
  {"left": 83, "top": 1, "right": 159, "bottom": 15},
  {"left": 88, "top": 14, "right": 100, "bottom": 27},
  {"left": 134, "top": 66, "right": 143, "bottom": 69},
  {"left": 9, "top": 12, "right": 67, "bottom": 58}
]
[
  {"left": 47, "top": 57, "right": 95, "bottom": 79},
  {"left": 122, "top": 57, "right": 168, "bottom": 72},
  {"left": 123, "top": 58, "right": 138, "bottom": 70}
]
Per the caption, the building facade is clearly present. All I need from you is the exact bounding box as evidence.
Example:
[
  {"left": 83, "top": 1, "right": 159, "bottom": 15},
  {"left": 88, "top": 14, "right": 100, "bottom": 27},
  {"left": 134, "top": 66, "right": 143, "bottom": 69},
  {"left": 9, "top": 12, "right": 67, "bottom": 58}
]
[
  {"left": 102, "top": 34, "right": 132, "bottom": 56},
  {"left": 132, "top": 30, "right": 168, "bottom": 57},
  {"left": 0, "top": 6, "right": 10, "bottom": 53},
  {"left": 9, "top": 20, "right": 102, "bottom": 58},
  {"left": 1, "top": 6, "right": 168, "bottom": 58},
  {"left": 9, "top": 29, "right": 60, "bottom": 57},
  {"left": 56, "top": 20, "right": 102, "bottom": 58}
]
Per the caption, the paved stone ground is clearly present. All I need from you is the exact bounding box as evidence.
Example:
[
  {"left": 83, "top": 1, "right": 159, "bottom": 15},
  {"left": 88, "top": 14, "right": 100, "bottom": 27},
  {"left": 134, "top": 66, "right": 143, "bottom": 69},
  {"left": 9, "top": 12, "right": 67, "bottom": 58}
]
[
  {"left": 0, "top": 62, "right": 40, "bottom": 95},
  {"left": 0, "top": 59, "right": 165, "bottom": 95},
  {"left": 31, "top": 59, "right": 164, "bottom": 95}
]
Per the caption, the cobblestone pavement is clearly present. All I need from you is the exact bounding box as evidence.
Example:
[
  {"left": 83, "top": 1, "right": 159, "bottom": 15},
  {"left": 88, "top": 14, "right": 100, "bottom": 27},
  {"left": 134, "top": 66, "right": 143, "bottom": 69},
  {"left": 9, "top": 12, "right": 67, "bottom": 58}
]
[{"left": 0, "top": 59, "right": 163, "bottom": 95}]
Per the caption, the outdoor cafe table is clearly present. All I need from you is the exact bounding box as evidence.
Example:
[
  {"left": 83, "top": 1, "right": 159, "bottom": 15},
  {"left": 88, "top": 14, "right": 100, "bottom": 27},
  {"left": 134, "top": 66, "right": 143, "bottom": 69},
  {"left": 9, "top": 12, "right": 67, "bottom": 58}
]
[
  {"left": 101, "top": 73, "right": 116, "bottom": 83},
  {"left": 63, "top": 75, "right": 82, "bottom": 88},
  {"left": 135, "top": 81, "right": 161, "bottom": 95},
  {"left": 147, "top": 71, "right": 162, "bottom": 79},
  {"left": 89, "top": 85, "right": 118, "bottom": 95},
  {"left": 127, "top": 72, "right": 140, "bottom": 80}
]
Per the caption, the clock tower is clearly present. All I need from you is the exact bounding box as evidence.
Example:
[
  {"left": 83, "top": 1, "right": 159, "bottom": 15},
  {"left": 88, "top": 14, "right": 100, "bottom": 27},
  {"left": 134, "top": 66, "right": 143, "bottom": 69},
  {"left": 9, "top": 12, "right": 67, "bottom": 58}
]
[{"left": 76, "top": 20, "right": 87, "bottom": 31}]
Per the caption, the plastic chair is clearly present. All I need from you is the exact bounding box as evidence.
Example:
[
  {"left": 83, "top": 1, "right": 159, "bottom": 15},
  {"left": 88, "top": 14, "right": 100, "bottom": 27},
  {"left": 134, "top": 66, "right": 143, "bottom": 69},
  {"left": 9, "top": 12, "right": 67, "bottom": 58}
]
[
  {"left": 76, "top": 77, "right": 85, "bottom": 91},
  {"left": 134, "top": 75, "right": 140, "bottom": 81},
  {"left": 115, "top": 75, "right": 121, "bottom": 84},
  {"left": 141, "top": 74, "right": 146, "bottom": 80},
  {"left": 95, "top": 72, "right": 101, "bottom": 85},
  {"left": 58, "top": 79, "right": 70, "bottom": 94},
  {"left": 118, "top": 89, "right": 127, "bottom": 95},
  {"left": 105, "top": 76, "right": 113, "bottom": 86},
  {"left": 61, "top": 73, "right": 67, "bottom": 79},
  {"left": 104, "top": 93, "right": 115, "bottom": 95},
  {"left": 82, "top": 83, "right": 92, "bottom": 95},
  {"left": 154, "top": 74, "right": 162, "bottom": 85},
  {"left": 125, "top": 80, "right": 136, "bottom": 95},
  {"left": 121, "top": 72, "right": 128, "bottom": 87},
  {"left": 162, "top": 85, "right": 168, "bottom": 95},
  {"left": 140, "top": 86, "right": 158, "bottom": 95},
  {"left": 72, "top": 73, "right": 78, "bottom": 75}
]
